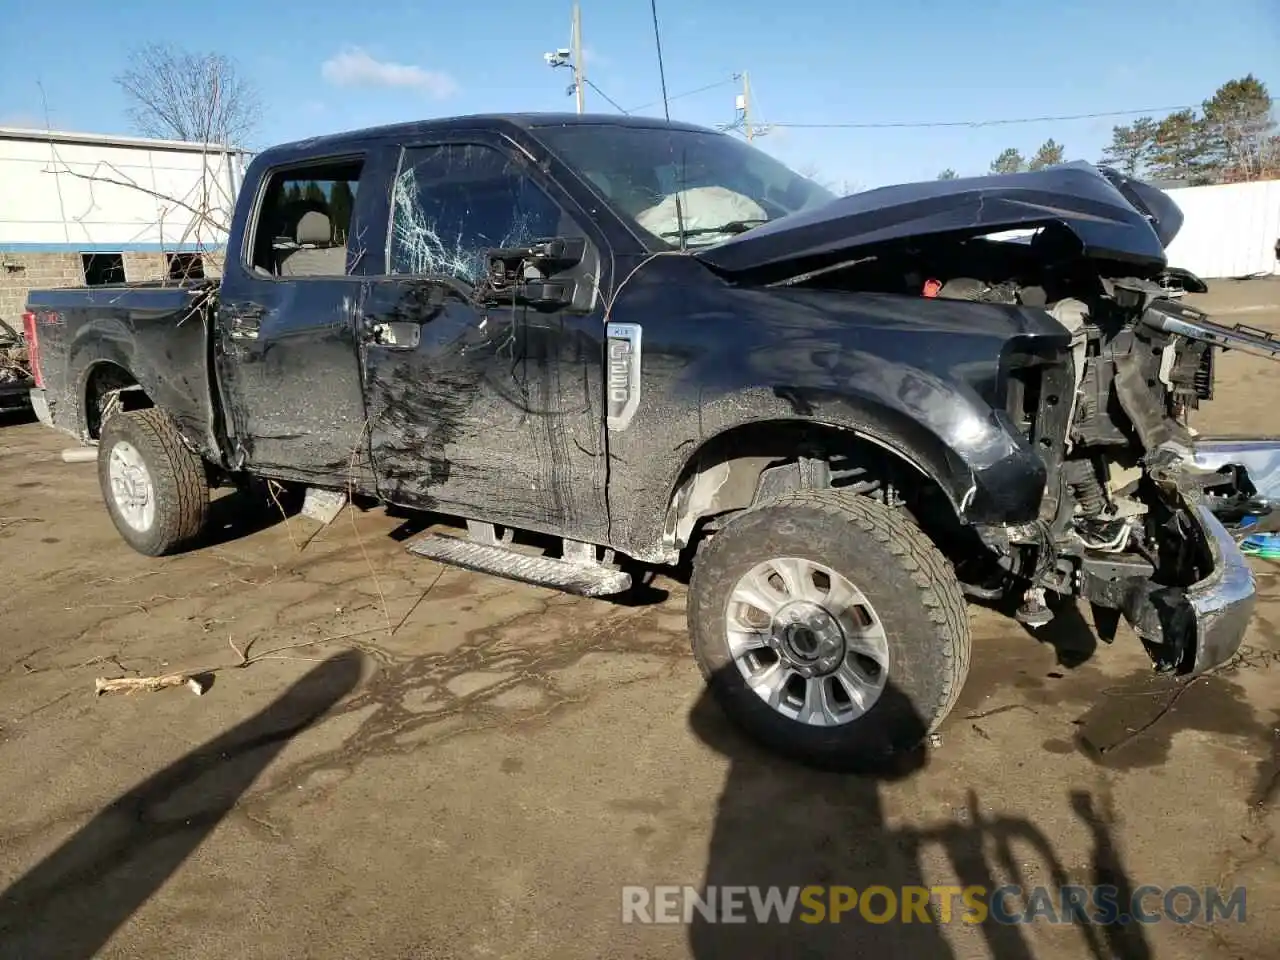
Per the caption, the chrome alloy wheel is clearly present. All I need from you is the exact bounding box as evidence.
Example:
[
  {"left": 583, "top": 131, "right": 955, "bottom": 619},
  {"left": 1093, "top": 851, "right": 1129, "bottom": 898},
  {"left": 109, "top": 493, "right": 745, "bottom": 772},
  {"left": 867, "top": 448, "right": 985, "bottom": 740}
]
[
  {"left": 725, "top": 557, "right": 889, "bottom": 726},
  {"left": 107, "top": 440, "right": 156, "bottom": 532}
]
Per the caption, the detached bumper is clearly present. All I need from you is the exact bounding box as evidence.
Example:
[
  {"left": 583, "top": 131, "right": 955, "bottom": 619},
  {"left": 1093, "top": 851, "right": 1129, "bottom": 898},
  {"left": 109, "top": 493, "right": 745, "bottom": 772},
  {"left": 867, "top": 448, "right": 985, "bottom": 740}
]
[
  {"left": 1186, "top": 501, "right": 1256, "bottom": 674},
  {"left": 28, "top": 387, "right": 52, "bottom": 427}
]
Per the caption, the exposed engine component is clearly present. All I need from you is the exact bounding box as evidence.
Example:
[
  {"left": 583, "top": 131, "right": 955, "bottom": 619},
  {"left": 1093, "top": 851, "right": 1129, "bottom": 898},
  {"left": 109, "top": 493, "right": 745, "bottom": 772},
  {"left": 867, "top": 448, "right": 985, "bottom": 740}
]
[
  {"left": 935, "top": 277, "right": 1021, "bottom": 304},
  {"left": 1063, "top": 458, "right": 1107, "bottom": 517},
  {"left": 789, "top": 234, "right": 1280, "bottom": 673}
]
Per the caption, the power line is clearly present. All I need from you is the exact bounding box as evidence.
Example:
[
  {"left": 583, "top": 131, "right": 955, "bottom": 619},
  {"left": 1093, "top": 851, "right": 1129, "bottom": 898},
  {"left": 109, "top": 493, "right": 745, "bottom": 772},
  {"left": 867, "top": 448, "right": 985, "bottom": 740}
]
[
  {"left": 628, "top": 77, "right": 737, "bottom": 114},
  {"left": 767, "top": 105, "right": 1201, "bottom": 130},
  {"left": 583, "top": 77, "right": 629, "bottom": 114}
]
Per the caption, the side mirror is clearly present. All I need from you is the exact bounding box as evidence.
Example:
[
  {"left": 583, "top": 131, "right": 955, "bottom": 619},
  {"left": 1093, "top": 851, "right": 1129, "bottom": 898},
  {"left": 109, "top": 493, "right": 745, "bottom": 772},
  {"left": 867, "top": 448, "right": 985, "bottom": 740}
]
[
  {"left": 482, "top": 236, "right": 585, "bottom": 310},
  {"left": 517, "top": 280, "right": 575, "bottom": 308},
  {"left": 486, "top": 236, "right": 586, "bottom": 271},
  {"left": 481, "top": 274, "right": 575, "bottom": 310}
]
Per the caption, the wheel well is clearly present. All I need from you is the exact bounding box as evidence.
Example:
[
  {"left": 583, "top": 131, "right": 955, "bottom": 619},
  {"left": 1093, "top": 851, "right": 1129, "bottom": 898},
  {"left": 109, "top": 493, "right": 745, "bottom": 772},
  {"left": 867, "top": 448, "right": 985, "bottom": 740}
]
[
  {"left": 664, "top": 421, "right": 978, "bottom": 566},
  {"left": 84, "top": 363, "right": 153, "bottom": 439}
]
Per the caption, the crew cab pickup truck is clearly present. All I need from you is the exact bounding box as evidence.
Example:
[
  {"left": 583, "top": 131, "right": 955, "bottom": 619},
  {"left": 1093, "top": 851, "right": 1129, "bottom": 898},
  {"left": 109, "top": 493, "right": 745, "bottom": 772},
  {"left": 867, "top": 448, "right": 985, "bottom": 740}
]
[{"left": 22, "top": 113, "right": 1280, "bottom": 765}]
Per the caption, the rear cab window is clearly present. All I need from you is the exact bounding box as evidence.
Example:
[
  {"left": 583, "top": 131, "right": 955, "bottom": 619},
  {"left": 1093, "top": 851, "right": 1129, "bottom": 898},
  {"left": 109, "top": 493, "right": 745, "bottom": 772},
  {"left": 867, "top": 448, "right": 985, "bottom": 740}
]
[{"left": 247, "top": 159, "right": 365, "bottom": 278}]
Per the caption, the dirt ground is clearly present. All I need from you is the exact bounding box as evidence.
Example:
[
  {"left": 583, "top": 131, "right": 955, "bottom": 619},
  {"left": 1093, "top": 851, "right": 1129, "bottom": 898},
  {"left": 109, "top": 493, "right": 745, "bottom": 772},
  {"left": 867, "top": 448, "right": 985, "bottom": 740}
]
[{"left": 1, "top": 279, "right": 1278, "bottom": 960}]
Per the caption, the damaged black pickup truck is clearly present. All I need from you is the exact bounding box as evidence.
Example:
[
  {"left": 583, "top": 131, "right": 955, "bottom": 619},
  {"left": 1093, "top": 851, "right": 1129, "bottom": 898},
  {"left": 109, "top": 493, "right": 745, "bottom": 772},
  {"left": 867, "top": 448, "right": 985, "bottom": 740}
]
[{"left": 22, "top": 114, "right": 1280, "bottom": 763}]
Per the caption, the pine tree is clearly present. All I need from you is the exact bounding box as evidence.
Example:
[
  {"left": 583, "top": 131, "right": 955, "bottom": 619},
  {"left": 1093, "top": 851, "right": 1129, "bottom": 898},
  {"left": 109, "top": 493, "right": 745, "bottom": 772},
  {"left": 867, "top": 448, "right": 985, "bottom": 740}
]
[
  {"left": 1200, "top": 74, "right": 1276, "bottom": 182},
  {"left": 989, "top": 148, "right": 1026, "bottom": 175},
  {"left": 1028, "top": 139, "right": 1066, "bottom": 171},
  {"left": 328, "top": 181, "right": 356, "bottom": 242},
  {"left": 1100, "top": 117, "right": 1158, "bottom": 178},
  {"left": 1148, "top": 109, "right": 1212, "bottom": 184},
  {"left": 937, "top": 168, "right": 958, "bottom": 180},
  {"left": 302, "top": 180, "right": 327, "bottom": 204}
]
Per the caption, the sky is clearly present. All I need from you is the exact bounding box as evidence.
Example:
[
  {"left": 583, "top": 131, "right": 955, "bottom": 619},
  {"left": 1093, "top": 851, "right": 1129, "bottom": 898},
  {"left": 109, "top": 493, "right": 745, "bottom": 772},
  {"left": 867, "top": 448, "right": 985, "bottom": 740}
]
[{"left": 0, "top": 0, "right": 1276, "bottom": 189}]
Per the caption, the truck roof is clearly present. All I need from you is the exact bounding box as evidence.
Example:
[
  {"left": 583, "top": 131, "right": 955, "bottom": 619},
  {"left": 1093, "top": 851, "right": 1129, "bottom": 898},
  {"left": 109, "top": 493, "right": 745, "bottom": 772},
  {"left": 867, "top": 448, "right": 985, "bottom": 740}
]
[{"left": 256, "top": 112, "right": 715, "bottom": 164}]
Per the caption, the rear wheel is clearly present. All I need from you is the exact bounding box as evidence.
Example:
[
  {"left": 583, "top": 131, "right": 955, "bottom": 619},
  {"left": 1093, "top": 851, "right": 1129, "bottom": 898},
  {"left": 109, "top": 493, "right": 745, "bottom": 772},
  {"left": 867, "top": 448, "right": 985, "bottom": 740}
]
[
  {"left": 98, "top": 409, "right": 210, "bottom": 556},
  {"left": 687, "top": 488, "right": 970, "bottom": 767}
]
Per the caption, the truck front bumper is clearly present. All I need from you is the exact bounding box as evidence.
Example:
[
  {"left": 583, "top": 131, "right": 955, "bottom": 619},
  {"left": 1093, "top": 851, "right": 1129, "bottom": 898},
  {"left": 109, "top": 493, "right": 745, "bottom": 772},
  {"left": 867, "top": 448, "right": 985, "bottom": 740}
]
[
  {"left": 1177, "top": 437, "right": 1280, "bottom": 673},
  {"left": 1185, "top": 500, "right": 1256, "bottom": 674}
]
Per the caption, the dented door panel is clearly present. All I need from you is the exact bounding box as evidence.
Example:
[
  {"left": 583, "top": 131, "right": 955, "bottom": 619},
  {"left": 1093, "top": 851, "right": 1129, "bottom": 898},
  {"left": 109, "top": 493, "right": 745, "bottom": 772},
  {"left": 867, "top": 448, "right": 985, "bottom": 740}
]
[
  {"left": 357, "top": 135, "right": 611, "bottom": 539},
  {"left": 213, "top": 148, "right": 379, "bottom": 488},
  {"left": 216, "top": 278, "right": 370, "bottom": 485}
]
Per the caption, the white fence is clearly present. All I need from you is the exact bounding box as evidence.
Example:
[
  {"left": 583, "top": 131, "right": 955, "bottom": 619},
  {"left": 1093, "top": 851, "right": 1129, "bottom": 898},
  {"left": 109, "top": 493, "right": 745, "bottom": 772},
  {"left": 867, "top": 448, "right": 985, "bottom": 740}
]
[
  {"left": 1164, "top": 180, "right": 1280, "bottom": 279},
  {"left": 0, "top": 127, "right": 247, "bottom": 254}
]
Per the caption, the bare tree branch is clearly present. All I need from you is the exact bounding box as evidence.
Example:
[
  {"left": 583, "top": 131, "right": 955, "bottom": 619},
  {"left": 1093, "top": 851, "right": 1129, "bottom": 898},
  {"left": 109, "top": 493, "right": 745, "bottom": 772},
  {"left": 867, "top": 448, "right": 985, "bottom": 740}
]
[
  {"left": 115, "top": 43, "right": 258, "bottom": 147},
  {"left": 41, "top": 151, "right": 238, "bottom": 280}
]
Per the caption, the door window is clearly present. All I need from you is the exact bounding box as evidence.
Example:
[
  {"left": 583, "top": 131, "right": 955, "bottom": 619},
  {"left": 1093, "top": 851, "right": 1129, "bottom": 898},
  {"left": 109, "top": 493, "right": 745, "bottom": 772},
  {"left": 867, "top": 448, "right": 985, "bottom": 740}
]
[
  {"left": 387, "top": 144, "right": 565, "bottom": 284},
  {"left": 249, "top": 159, "right": 364, "bottom": 277}
]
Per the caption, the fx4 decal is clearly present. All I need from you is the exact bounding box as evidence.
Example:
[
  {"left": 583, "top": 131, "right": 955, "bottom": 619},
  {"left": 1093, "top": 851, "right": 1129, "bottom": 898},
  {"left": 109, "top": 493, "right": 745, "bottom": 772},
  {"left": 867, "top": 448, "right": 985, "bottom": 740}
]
[{"left": 606, "top": 322, "right": 642, "bottom": 431}]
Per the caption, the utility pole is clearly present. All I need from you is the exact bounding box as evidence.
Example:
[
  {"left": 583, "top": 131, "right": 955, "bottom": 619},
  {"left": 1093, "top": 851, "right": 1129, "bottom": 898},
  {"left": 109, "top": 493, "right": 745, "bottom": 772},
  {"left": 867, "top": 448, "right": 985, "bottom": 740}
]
[
  {"left": 726, "top": 70, "right": 766, "bottom": 141},
  {"left": 571, "top": 2, "right": 586, "bottom": 114}
]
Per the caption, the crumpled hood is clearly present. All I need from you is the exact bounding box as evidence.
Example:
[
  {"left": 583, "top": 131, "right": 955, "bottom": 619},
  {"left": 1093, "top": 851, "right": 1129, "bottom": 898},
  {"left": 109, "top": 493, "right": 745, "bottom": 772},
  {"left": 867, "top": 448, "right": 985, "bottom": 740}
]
[{"left": 692, "top": 161, "right": 1183, "bottom": 280}]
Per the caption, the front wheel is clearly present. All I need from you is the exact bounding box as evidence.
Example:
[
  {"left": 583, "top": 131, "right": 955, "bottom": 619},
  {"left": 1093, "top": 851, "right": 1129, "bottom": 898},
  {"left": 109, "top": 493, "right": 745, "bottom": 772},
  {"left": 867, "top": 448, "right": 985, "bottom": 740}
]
[
  {"left": 687, "top": 489, "right": 971, "bottom": 767},
  {"left": 98, "top": 408, "right": 210, "bottom": 556}
]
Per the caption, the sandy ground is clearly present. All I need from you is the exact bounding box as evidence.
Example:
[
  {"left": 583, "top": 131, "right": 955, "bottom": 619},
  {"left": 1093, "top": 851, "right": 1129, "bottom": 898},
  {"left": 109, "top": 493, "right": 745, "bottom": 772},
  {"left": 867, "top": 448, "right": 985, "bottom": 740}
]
[{"left": 0, "top": 279, "right": 1277, "bottom": 959}]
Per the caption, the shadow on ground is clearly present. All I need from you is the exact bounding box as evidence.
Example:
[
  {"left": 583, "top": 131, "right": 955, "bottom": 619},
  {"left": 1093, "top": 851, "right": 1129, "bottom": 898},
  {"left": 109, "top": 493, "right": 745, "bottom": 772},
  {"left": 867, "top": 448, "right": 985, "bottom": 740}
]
[
  {"left": 194, "top": 480, "right": 309, "bottom": 550},
  {"left": 0, "top": 650, "right": 363, "bottom": 960},
  {"left": 686, "top": 676, "right": 1153, "bottom": 958}
]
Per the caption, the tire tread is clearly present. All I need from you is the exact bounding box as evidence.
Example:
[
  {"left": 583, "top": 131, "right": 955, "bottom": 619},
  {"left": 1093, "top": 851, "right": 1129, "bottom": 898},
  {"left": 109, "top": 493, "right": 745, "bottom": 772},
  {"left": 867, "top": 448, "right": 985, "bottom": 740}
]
[
  {"left": 98, "top": 408, "right": 209, "bottom": 555},
  {"left": 688, "top": 487, "right": 972, "bottom": 760}
]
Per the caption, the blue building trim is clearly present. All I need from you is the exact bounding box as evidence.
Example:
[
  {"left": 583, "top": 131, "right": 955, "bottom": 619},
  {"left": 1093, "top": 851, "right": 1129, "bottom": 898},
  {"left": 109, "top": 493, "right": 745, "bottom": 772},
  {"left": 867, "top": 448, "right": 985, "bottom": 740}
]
[{"left": 0, "top": 242, "right": 225, "bottom": 254}]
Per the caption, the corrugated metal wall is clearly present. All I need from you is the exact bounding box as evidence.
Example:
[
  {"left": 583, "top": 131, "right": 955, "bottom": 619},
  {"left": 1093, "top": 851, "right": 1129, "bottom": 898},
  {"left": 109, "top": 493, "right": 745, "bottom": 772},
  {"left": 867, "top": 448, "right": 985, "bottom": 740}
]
[
  {"left": 0, "top": 132, "right": 244, "bottom": 253},
  {"left": 1164, "top": 180, "right": 1280, "bottom": 279}
]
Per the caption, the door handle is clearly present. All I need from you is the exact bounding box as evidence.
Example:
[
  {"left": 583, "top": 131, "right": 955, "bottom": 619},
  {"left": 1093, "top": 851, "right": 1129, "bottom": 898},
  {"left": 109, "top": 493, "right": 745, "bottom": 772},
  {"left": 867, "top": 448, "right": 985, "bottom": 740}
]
[
  {"left": 228, "top": 307, "right": 263, "bottom": 340},
  {"left": 366, "top": 320, "right": 421, "bottom": 350}
]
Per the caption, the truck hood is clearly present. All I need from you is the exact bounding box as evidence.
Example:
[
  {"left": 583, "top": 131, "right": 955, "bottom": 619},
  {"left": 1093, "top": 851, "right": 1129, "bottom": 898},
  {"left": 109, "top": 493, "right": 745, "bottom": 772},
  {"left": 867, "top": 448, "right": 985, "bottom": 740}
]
[{"left": 692, "top": 162, "right": 1183, "bottom": 280}]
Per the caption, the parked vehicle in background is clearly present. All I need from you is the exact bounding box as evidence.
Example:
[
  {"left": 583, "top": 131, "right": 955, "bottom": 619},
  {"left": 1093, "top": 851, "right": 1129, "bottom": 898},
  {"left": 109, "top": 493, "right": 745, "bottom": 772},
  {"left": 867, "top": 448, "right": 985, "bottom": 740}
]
[
  {"left": 0, "top": 320, "right": 33, "bottom": 415},
  {"left": 20, "top": 113, "right": 1280, "bottom": 765}
]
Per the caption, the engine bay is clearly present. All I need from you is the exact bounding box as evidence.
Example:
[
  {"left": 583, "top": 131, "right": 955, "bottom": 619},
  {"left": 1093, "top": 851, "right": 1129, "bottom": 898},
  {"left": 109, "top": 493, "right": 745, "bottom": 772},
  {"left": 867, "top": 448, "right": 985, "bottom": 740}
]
[{"left": 784, "top": 225, "right": 1275, "bottom": 672}]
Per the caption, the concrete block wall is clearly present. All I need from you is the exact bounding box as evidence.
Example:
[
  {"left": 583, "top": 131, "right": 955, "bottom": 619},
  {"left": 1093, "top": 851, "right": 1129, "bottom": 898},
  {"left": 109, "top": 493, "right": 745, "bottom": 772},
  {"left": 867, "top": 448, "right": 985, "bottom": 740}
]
[
  {"left": 0, "top": 251, "right": 223, "bottom": 334},
  {"left": 0, "top": 253, "right": 82, "bottom": 333}
]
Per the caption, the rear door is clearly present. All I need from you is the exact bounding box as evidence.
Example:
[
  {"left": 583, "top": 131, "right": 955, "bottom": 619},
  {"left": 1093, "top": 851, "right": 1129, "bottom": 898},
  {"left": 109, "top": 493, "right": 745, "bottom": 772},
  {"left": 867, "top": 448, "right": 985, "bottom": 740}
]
[
  {"left": 354, "top": 133, "right": 611, "bottom": 540},
  {"left": 215, "top": 153, "right": 375, "bottom": 487}
]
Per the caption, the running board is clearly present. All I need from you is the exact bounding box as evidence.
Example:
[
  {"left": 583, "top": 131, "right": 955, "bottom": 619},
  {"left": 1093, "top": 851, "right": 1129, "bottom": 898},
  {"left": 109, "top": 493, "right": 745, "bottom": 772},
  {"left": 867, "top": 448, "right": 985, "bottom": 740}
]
[{"left": 405, "top": 531, "right": 633, "bottom": 597}]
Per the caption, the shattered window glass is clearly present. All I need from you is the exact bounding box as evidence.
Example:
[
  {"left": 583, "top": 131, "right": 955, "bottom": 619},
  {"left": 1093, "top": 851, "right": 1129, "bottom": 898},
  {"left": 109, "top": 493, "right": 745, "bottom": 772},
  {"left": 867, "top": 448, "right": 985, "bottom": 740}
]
[{"left": 388, "top": 144, "right": 564, "bottom": 283}]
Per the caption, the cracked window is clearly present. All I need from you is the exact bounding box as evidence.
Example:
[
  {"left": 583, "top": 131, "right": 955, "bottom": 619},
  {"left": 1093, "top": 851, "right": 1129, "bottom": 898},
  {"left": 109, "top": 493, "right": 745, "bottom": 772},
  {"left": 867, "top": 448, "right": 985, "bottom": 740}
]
[{"left": 388, "top": 144, "right": 565, "bottom": 283}]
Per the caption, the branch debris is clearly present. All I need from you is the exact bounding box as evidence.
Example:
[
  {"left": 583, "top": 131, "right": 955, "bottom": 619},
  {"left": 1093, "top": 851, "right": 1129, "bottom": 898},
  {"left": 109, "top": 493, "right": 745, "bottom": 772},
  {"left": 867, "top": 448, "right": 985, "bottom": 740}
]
[
  {"left": 89, "top": 628, "right": 381, "bottom": 699},
  {"left": 95, "top": 675, "right": 207, "bottom": 697}
]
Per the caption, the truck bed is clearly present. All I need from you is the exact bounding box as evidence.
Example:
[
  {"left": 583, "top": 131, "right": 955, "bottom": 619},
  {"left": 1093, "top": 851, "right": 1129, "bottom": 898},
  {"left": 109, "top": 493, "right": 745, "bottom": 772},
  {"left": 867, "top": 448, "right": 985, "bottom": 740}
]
[{"left": 25, "top": 280, "right": 222, "bottom": 454}]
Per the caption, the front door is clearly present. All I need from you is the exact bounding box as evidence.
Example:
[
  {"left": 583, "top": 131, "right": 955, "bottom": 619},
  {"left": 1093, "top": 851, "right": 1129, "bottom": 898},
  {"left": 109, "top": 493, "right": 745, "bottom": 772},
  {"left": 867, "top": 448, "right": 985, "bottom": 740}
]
[
  {"left": 358, "top": 138, "right": 608, "bottom": 540},
  {"left": 215, "top": 154, "right": 373, "bottom": 488}
]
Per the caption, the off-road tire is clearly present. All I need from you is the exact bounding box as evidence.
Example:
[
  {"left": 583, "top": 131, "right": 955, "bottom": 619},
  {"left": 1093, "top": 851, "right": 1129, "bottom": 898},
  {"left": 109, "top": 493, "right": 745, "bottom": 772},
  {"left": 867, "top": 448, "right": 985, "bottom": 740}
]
[
  {"left": 687, "top": 488, "right": 971, "bottom": 767},
  {"left": 98, "top": 408, "right": 210, "bottom": 556}
]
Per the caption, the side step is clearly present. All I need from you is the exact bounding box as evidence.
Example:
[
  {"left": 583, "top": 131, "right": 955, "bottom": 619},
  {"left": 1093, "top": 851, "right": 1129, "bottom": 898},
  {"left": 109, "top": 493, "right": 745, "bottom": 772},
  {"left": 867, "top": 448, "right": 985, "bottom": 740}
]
[{"left": 406, "top": 526, "right": 632, "bottom": 597}]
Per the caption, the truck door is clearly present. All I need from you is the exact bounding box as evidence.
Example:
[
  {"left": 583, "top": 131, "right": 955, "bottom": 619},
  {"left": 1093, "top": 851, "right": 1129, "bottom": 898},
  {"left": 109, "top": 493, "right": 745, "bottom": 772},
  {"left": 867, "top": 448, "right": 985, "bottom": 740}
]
[
  {"left": 214, "top": 153, "right": 374, "bottom": 488},
  {"left": 355, "top": 136, "right": 609, "bottom": 541}
]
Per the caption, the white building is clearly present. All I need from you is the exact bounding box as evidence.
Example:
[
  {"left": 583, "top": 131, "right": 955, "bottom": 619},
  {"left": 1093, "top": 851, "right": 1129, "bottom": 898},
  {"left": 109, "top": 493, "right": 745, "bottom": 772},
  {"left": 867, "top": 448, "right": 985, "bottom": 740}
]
[
  {"left": 0, "top": 126, "right": 248, "bottom": 331},
  {"left": 1163, "top": 179, "right": 1280, "bottom": 280}
]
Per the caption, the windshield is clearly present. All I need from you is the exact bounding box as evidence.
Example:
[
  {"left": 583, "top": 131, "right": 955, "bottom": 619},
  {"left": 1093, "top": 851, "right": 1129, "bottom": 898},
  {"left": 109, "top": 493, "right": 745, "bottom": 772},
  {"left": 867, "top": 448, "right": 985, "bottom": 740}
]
[{"left": 533, "top": 123, "right": 837, "bottom": 249}]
